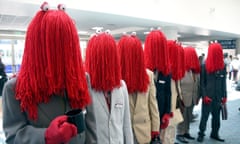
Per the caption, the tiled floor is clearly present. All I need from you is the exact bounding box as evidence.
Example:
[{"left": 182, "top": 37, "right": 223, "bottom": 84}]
[
  {"left": 184, "top": 80, "right": 240, "bottom": 144},
  {"left": 0, "top": 80, "right": 240, "bottom": 144}
]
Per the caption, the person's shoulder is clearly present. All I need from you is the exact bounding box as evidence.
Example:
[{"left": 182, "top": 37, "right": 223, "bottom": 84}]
[
  {"left": 146, "top": 69, "right": 154, "bottom": 77},
  {"left": 120, "top": 79, "right": 126, "bottom": 87},
  {"left": 146, "top": 69, "right": 153, "bottom": 74},
  {"left": 4, "top": 77, "right": 16, "bottom": 90}
]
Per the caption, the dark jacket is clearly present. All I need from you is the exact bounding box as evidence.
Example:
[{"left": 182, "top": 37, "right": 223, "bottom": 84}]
[
  {"left": 154, "top": 71, "right": 171, "bottom": 119},
  {"left": 200, "top": 64, "right": 227, "bottom": 103},
  {"left": 0, "top": 62, "right": 7, "bottom": 96}
]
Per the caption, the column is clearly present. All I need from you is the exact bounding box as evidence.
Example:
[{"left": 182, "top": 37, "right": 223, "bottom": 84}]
[
  {"left": 161, "top": 26, "right": 178, "bottom": 41},
  {"left": 235, "top": 39, "right": 240, "bottom": 55},
  {"left": 11, "top": 40, "right": 16, "bottom": 73}
]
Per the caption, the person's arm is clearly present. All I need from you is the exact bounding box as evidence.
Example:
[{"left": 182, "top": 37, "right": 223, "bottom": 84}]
[
  {"left": 3, "top": 78, "right": 46, "bottom": 144},
  {"left": 166, "top": 75, "right": 172, "bottom": 114},
  {"left": 223, "top": 66, "right": 227, "bottom": 98},
  {"left": 84, "top": 103, "right": 98, "bottom": 144},
  {"left": 121, "top": 80, "right": 134, "bottom": 144},
  {"left": 85, "top": 73, "right": 98, "bottom": 144},
  {"left": 200, "top": 64, "right": 207, "bottom": 98},
  {"left": 193, "top": 73, "right": 201, "bottom": 105},
  {"left": 148, "top": 71, "right": 160, "bottom": 134}
]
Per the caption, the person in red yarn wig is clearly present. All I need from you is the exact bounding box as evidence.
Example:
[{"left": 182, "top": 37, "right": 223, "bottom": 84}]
[
  {"left": 85, "top": 30, "right": 133, "bottom": 144},
  {"left": 2, "top": 2, "right": 96, "bottom": 144},
  {"left": 197, "top": 42, "right": 227, "bottom": 143},
  {"left": 144, "top": 29, "right": 172, "bottom": 139},
  {"left": 160, "top": 40, "right": 185, "bottom": 144},
  {"left": 118, "top": 33, "right": 160, "bottom": 144},
  {"left": 176, "top": 46, "right": 200, "bottom": 143}
]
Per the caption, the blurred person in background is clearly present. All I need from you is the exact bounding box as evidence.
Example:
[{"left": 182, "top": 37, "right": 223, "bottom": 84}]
[
  {"left": 228, "top": 55, "right": 233, "bottom": 80},
  {"left": 0, "top": 56, "right": 7, "bottom": 119},
  {"left": 230, "top": 56, "right": 240, "bottom": 83},
  {"left": 200, "top": 53, "right": 206, "bottom": 65},
  {"left": 224, "top": 53, "right": 231, "bottom": 80},
  {"left": 0, "top": 57, "right": 7, "bottom": 96}
]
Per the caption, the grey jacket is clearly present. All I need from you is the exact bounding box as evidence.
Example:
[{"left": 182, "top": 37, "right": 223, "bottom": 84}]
[
  {"left": 180, "top": 71, "right": 200, "bottom": 107},
  {"left": 200, "top": 64, "right": 227, "bottom": 102},
  {"left": 86, "top": 78, "right": 133, "bottom": 144},
  {"left": 2, "top": 78, "right": 97, "bottom": 144}
]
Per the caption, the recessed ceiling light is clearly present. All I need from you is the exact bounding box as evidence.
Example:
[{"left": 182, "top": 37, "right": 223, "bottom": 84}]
[
  {"left": 143, "top": 31, "right": 150, "bottom": 35},
  {"left": 78, "top": 31, "right": 88, "bottom": 35},
  {"left": 91, "top": 27, "right": 103, "bottom": 30}
]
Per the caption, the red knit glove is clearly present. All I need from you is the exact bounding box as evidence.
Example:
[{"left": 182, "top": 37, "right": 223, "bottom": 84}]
[
  {"left": 221, "top": 97, "right": 227, "bottom": 104},
  {"left": 150, "top": 131, "right": 161, "bottom": 144},
  {"left": 203, "top": 96, "right": 212, "bottom": 105},
  {"left": 45, "top": 115, "right": 77, "bottom": 144},
  {"left": 160, "top": 114, "right": 170, "bottom": 129},
  {"left": 151, "top": 131, "right": 160, "bottom": 139}
]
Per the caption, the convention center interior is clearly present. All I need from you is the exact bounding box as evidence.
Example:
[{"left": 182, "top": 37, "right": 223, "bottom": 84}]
[{"left": 0, "top": 0, "right": 240, "bottom": 144}]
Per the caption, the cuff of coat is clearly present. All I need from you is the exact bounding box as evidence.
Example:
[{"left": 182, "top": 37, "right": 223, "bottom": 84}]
[{"left": 151, "top": 131, "right": 160, "bottom": 138}]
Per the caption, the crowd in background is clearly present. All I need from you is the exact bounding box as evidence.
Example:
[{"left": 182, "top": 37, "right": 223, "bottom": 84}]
[{"left": 224, "top": 54, "right": 240, "bottom": 84}]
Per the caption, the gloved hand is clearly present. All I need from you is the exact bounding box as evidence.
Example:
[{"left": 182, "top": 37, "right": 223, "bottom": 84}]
[
  {"left": 196, "top": 97, "right": 200, "bottom": 105},
  {"left": 203, "top": 96, "right": 212, "bottom": 105},
  {"left": 150, "top": 134, "right": 161, "bottom": 144},
  {"left": 45, "top": 115, "right": 77, "bottom": 144},
  {"left": 151, "top": 131, "right": 160, "bottom": 139},
  {"left": 160, "top": 114, "right": 171, "bottom": 129},
  {"left": 221, "top": 97, "right": 227, "bottom": 104}
]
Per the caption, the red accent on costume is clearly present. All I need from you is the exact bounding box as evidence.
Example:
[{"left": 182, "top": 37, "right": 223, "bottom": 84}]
[
  {"left": 222, "top": 97, "right": 227, "bottom": 104},
  {"left": 40, "top": 2, "right": 49, "bottom": 11},
  {"left": 205, "top": 43, "right": 224, "bottom": 73},
  {"left": 151, "top": 131, "right": 160, "bottom": 138},
  {"left": 85, "top": 33, "right": 121, "bottom": 91},
  {"left": 203, "top": 96, "right": 212, "bottom": 104},
  {"left": 118, "top": 34, "right": 149, "bottom": 93},
  {"left": 16, "top": 10, "right": 91, "bottom": 120},
  {"left": 160, "top": 113, "right": 171, "bottom": 129},
  {"left": 45, "top": 115, "right": 77, "bottom": 144},
  {"left": 183, "top": 47, "right": 201, "bottom": 73},
  {"left": 144, "top": 30, "right": 170, "bottom": 75}
]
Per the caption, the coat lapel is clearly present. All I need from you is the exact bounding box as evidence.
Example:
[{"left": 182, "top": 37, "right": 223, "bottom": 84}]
[
  {"left": 134, "top": 92, "right": 144, "bottom": 112},
  {"left": 110, "top": 87, "right": 124, "bottom": 115},
  {"left": 110, "top": 88, "right": 117, "bottom": 115},
  {"left": 96, "top": 91, "right": 109, "bottom": 114}
]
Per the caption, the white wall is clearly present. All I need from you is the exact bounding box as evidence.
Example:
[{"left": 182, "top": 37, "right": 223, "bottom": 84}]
[{"left": 3, "top": 0, "right": 240, "bottom": 35}]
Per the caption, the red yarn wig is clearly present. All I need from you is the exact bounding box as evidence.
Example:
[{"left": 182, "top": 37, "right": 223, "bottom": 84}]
[
  {"left": 85, "top": 32, "right": 121, "bottom": 91},
  {"left": 16, "top": 10, "right": 90, "bottom": 120},
  {"left": 205, "top": 43, "right": 224, "bottom": 73},
  {"left": 168, "top": 40, "right": 184, "bottom": 80},
  {"left": 183, "top": 47, "right": 200, "bottom": 74},
  {"left": 118, "top": 34, "right": 149, "bottom": 93},
  {"left": 178, "top": 44, "right": 185, "bottom": 79},
  {"left": 144, "top": 30, "right": 170, "bottom": 75}
]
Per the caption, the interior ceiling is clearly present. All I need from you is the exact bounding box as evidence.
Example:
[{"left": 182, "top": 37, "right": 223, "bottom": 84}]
[{"left": 1, "top": 0, "right": 240, "bottom": 48}]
